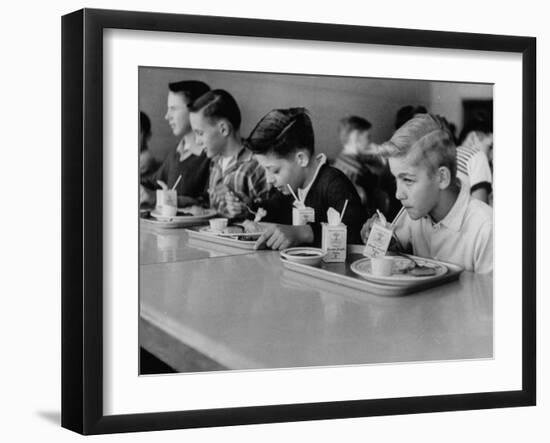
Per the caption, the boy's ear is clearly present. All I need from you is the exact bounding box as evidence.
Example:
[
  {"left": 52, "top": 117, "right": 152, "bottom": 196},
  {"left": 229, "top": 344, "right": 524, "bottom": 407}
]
[
  {"left": 437, "top": 166, "right": 452, "bottom": 190},
  {"left": 295, "top": 150, "right": 310, "bottom": 167},
  {"left": 218, "top": 120, "right": 230, "bottom": 136}
]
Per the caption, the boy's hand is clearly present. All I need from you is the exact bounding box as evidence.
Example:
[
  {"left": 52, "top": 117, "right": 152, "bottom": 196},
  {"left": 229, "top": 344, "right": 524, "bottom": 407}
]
[
  {"left": 360, "top": 214, "right": 381, "bottom": 244},
  {"left": 140, "top": 185, "right": 155, "bottom": 206},
  {"left": 361, "top": 213, "right": 405, "bottom": 251},
  {"left": 225, "top": 192, "right": 247, "bottom": 218},
  {"left": 254, "top": 224, "right": 313, "bottom": 250}
]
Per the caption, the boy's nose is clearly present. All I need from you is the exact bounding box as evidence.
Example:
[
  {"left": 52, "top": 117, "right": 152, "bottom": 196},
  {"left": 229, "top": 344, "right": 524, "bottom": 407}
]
[{"left": 395, "top": 184, "right": 406, "bottom": 201}]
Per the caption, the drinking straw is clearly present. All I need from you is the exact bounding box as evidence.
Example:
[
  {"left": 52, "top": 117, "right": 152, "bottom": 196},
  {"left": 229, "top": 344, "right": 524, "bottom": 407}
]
[
  {"left": 376, "top": 209, "right": 387, "bottom": 226},
  {"left": 390, "top": 206, "right": 406, "bottom": 229},
  {"left": 340, "top": 199, "right": 349, "bottom": 221},
  {"left": 171, "top": 174, "right": 182, "bottom": 190},
  {"left": 286, "top": 184, "right": 300, "bottom": 203}
]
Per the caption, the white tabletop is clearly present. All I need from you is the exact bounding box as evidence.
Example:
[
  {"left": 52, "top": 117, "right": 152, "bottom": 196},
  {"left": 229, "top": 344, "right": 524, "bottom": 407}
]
[
  {"left": 140, "top": 226, "right": 493, "bottom": 371},
  {"left": 140, "top": 221, "right": 256, "bottom": 265}
]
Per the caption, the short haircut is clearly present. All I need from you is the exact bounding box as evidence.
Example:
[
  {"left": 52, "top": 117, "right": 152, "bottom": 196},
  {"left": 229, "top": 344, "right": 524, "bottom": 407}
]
[
  {"left": 246, "top": 108, "right": 315, "bottom": 157},
  {"left": 168, "top": 80, "right": 210, "bottom": 105},
  {"left": 338, "top": 115, "right": 372, "bottom": 144},
  {"left": 395, "top": 105, "right": 428, "bottom": 130},
  {"left": 188, "top": 89, "right": 241, "bottom": 131},
  {"left": 381, "top": 113, "right": 457, "bottom": 179},
  {"left": 139, "top": 111, "right": 151, "bottom": 137}
]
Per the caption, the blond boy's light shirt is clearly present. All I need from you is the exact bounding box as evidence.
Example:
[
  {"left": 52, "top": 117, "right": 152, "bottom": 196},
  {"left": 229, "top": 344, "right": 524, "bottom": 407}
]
[{"left": 394, "top": 183, "right": 493, "bottom": 274}]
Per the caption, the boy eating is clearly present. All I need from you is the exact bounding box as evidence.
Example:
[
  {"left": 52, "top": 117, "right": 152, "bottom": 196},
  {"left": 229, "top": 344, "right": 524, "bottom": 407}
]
[
  {"left": 247, "top": 107, "right": 365, "bottom": 250},
  {"left": 189, "top": 89, "right": 270, "bottom": 218},
  {"left": 361, "top": 113, "right": 493, "bottom": 274}
]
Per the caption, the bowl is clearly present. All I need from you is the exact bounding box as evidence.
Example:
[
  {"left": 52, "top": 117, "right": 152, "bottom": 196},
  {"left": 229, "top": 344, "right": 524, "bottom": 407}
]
[
  {"left": 159, "top": 205, "right": 177, "bottom": 217},
  {"left": 280, "top": 247, "right": 327, "bottom": 267},
  {"left": 370, "top": 256, "right": 394, "bottom": 276},
  {"left": 209, "top": 217, "right": 228, "bottom": 232}
]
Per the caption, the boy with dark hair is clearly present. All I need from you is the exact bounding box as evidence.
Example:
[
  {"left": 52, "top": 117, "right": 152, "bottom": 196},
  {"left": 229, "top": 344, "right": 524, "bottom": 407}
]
[
  {"left": 247, "top": 107, "right": 366, "bottom": 250},
  {"left": 140, "top": 80, "right": 211, "bottom": 207},
  {"left": 189, "top": 89, "right": 270, "bottom": 218}
]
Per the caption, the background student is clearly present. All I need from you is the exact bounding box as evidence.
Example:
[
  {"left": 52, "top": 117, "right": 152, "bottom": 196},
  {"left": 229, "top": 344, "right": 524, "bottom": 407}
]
[
  {"left": 332, "top": 115, "right": 398, "bottom": 217},
  {"left": 138, "top": 111, "right": 161, "bottom": 183},
  {"left": 332, "top": 116, "right": 377, "bottom": 207},
  {"left": 456, "top": 118, "right": 493, "bottom": 204},
  {"left": 140, "top": 80, "right": 211, "bottom": 208}
]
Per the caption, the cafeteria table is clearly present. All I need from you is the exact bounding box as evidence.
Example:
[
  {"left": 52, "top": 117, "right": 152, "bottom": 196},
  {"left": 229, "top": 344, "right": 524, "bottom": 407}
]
[{"left": 139, "top": 222, "right": 493, "bottom": 372}]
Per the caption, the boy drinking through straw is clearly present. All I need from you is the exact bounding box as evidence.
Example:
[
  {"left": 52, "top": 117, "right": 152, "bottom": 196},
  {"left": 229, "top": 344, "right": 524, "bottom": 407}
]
[
  {"left": 360, "top": 113, "right": 493, "bottom": 274},
  {"left": 247, "top": 108, "right": 366, "bottom": 250}
]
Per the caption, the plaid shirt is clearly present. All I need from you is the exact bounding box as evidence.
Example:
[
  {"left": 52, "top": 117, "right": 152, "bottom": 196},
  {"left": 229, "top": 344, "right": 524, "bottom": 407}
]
[{"left": 208, "top": 147, "right": 269, "bottom": 217}]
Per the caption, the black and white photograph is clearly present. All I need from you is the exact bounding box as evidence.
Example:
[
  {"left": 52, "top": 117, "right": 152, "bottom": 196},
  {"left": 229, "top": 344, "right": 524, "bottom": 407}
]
[
  {"left": 56, "top": 5, "right": 538, "bottom": 436},
  {"left": 138, "top": 67, "right": 495, "bottom": 375},
  {"left": 2, "top": 0, "right": 547, "bottom": 439}
]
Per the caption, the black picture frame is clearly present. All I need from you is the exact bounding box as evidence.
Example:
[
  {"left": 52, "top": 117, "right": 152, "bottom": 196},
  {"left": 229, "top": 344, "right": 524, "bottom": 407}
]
[{"left": 61, "top": 8, "right": 536, "bottom": 435}]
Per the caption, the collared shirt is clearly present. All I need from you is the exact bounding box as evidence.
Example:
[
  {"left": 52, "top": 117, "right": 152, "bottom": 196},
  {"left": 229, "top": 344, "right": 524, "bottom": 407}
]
[
  {"left": 208, "top": 146, "right": 269, "bottom": 217},
  {"left": 176, "top": 136, "right": 203, "bottom": 163},
  {"left": 297, "top": 154, "right": 327, "bottom": 202},
  {"left": 141, "top": 145, "right": 210, "bottom": 200},
  {"left": 394, "top": 182, "right": 493, "bottom": 273}
]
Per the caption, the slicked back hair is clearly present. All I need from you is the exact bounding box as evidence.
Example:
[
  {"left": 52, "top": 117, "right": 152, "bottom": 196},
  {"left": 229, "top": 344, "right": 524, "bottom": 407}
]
[
  {"left": 246, "top": 108, "right": 314, "bottom": 158},
  {"left": 168, "top": 80, "right": 211, "bottom": 105},
  {"left": 188, "top": 89, "right": 242, "bottom": 131}
]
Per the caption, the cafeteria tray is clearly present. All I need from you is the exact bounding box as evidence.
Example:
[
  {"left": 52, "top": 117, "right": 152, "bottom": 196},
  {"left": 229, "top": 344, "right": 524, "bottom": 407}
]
[
  {"left": 185, "top": 226, "right": 265, "bottom": 250},
  {"left": 280, "top": 245, "right": 463, "bottom": 296}
]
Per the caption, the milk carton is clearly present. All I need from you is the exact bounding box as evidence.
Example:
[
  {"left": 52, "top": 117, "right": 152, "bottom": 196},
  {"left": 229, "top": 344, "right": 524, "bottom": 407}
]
[
  {"left": 321, "top": 206, "right": 348, "bottom": 263},
  {"left": 322, "top": 222, "right": 347, "bottom": 262},
  {"left": 292, "top": 206, "right": 315, "bottom": 225},
  {"left": 363, "top": 222, "right": 393, "bottom": 258}
]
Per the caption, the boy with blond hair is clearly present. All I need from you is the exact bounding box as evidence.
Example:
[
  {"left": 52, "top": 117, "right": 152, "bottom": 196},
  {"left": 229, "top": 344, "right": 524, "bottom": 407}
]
[{"left": 361, "top": 113, "right": 493, "bottom": 273}]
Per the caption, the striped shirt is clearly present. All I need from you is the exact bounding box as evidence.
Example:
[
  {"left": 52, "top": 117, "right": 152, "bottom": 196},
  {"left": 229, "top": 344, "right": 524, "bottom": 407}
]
[
  {"left": 208, "top": 146, "right": 270, "bottom": 217},
  {"left": 456, "top": 145, "right": 492, "bottom": 193}
]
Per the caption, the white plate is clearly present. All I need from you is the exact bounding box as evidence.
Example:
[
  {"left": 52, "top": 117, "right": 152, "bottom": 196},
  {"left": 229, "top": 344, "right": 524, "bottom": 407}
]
[
  {"left": 350, "top": 256, "right": 447, "bottom": 285},
  {"left": 280, "top": 247, "right": 327, "bottom": 267},
  {"left": 150, "top": 208, "right": 217, "bottom": 223}
]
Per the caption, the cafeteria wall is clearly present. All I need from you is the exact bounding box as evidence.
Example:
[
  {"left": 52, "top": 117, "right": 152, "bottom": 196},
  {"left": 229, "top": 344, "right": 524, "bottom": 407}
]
[{"left": 139, "top": 67, "right": 492, "bottom": 162}]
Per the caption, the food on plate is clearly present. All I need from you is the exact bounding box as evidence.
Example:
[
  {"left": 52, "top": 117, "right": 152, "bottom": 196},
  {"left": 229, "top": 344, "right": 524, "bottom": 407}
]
[
  {"left": 222, "top": 226, "right": 244, "bottom": 234},
  {"left": 181, "top": 205, "right": 207, "bottom": 216},
  {"left": 233, "top": 233, "right": 262, "bottom": 241},
  {"left": 391, "top": 257, "right": 416, "bottom": 274},
  {"left": 409, "top": 265, "right": 438, "bottom": 276}
]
